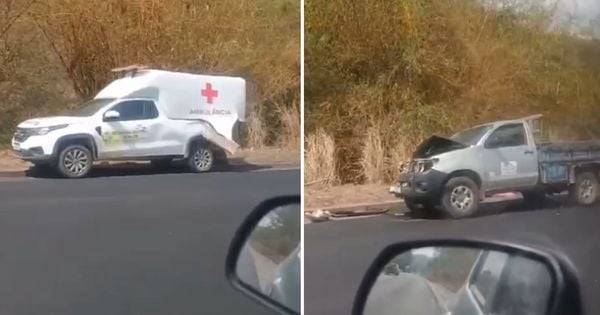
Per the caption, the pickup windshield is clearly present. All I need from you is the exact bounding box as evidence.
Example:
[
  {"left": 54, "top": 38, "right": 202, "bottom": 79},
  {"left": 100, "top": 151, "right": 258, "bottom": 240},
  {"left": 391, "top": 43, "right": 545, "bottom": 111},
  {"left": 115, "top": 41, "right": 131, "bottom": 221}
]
[
  {"left": 70, "top": 98, "right": 116, "bottom": 117},
  {"left": 451, "top": 124, "right": 493, "bottom": 146}
]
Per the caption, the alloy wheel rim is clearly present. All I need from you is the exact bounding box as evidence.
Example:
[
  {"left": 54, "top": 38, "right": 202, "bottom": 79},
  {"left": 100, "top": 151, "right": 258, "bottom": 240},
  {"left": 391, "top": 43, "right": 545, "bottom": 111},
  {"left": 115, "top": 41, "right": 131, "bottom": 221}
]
[
  {"left": 193, "top": 148, "right": 212, "bottom": 170},
  {"left": 64, "top": 149, "right": 88, "bottom": 175},
  {"left": 451, "top": 185, "right": 473, "bottom": 212}
]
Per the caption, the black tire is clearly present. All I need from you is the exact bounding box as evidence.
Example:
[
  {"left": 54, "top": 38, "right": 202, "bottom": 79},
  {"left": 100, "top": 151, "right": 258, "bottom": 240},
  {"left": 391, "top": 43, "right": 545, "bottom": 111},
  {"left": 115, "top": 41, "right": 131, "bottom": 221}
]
[
  {"left": 441, "top": 176, "right": 480, "bottom": 219},
  {"left": 569, "top": 171, "right": 599, "bottom": 206},
  {"left": 57, "top": 144, "right": 93, "bottom": 178},
  {"left": 404, "top": 199, "right": 423, "bottom": 212},
  {"left": 150, "top": 158, "right": 172, "bottom": 170},
  {"left": 187, "top": 143, "right": 214, "bottom": 173}
]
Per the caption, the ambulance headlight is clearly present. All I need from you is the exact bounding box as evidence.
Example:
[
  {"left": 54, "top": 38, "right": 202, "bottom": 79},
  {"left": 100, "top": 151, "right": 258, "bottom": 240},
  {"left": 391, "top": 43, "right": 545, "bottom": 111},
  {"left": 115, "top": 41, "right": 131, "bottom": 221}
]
[{"left": 34, "top": 124, "right": 69, "bottom": 135}]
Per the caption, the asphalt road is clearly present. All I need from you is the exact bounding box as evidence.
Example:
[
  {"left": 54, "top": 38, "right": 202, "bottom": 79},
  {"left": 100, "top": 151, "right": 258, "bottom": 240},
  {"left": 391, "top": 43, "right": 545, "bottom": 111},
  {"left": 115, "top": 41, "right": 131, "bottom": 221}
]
[
  {"left": 0, "top": 169, "right": 299, "bottom": 315},
  {"left": 305, "top": 199, "right": 600, "bottom": 315}
]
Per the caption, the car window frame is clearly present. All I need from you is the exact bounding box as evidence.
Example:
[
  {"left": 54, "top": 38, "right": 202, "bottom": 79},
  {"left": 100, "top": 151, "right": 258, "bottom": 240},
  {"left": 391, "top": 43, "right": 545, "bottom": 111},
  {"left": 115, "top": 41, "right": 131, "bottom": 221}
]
[
  {"left": 484, "top": 123, "right": 527, "bottom": 149},
  {"left": 143, "top": 101, "right": 159, "bottom": 120}
]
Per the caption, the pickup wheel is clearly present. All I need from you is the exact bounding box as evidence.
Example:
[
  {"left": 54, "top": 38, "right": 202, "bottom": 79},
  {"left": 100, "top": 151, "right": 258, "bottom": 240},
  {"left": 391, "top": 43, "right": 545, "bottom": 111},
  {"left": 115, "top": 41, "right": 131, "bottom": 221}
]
[
  {"left": 569, "top": 171, "right": 599, "bottom": 206},
  {"left": 57, "top": 145, "right": 93, "bottom": 178},
  {"left": 441, "top": 176, "right": 480, "bottom": 219},
  {"left": 187, "top": 144, "right": 214, "bottom": 173}
]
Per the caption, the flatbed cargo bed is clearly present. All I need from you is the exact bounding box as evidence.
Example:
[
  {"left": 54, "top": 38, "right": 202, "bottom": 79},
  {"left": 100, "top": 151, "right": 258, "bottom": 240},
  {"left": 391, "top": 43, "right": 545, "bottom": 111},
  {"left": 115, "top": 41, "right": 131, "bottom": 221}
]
[
  {"left": 537, "top": 141, "right": 600, "bottom": 184},
  {"left": 538, "top": 141, "right": 600, "bottom": 163}
]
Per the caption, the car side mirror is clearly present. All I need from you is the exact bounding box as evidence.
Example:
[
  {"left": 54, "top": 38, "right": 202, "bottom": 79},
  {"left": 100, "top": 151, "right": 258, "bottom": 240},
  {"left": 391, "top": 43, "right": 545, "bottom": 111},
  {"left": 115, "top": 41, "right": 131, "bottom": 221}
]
[
  {"left": 226, "top": 196, "right": 301, "bottom": 315},
  {"left": 103, "top": 110, "right": 120, "bottom": 121},
  {"left": 352, "top": 240, "right": 581, "bottom": 315}
]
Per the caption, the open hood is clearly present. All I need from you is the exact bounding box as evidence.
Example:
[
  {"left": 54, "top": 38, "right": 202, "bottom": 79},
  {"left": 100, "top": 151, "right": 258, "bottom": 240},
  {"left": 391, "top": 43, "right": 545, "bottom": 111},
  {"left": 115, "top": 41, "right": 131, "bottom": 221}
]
[{"left": 413, "top": 136, "right": 467, "bottom": 159}]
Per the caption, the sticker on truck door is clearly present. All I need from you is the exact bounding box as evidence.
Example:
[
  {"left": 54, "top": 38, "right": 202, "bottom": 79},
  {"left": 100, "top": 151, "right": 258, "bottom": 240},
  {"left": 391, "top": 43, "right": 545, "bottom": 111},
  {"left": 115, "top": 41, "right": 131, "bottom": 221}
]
[
  {"left": 102, "top": 130, "right": 145, "bottom": 146},
  {"left": 501, "top": 161, "right": 518, "bottom": 176}
]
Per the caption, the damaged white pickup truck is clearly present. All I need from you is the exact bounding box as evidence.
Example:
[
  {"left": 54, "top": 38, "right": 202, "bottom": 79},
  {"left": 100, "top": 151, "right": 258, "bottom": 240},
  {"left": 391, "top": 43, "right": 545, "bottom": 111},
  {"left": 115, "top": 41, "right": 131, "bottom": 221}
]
[
  {"left": 391, "top": 115, "right": 600, "bottom": 219},
  {"left": 11, "top": 67, "right": 245, "bottom": 178}
]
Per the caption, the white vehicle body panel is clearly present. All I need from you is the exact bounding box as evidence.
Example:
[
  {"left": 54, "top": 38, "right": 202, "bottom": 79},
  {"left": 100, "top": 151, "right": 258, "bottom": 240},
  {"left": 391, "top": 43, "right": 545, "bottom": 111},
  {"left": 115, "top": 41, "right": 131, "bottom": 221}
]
[
  {"left": 12, "top": 69, "right": 244, "bottom": 164},
  {"left": 95, "top": 70, "right": 246, "bottom": 141}
]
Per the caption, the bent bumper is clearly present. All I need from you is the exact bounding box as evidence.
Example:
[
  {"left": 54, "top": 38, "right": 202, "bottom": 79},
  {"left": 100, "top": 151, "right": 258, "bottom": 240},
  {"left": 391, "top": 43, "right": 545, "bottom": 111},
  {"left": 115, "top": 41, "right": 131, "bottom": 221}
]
[{"left": 396, "top": 169, "right": 447, "bottom": 201}]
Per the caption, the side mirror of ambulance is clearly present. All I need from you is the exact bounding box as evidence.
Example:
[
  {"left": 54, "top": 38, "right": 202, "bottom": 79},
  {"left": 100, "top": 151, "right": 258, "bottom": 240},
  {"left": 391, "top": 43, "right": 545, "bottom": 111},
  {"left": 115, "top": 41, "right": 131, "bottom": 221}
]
[
  {"left": 353, "top": 240, "right": 581, "bottom": 315},
  {"left": 103, "top": 110, "right": 120, "bottom": 122},
  {"left": 226, "top": 196, "right": 301, "bottom": 315}
]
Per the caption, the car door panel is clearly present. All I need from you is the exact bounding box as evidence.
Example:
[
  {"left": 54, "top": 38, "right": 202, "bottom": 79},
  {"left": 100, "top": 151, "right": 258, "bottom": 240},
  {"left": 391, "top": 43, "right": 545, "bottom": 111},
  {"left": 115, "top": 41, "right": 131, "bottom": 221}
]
[
  {"left": 483, "top": 123, "right": 539, "bottom": 192},
  {"left": 99, "top": 100, "right": 152, "bottom": 158}
]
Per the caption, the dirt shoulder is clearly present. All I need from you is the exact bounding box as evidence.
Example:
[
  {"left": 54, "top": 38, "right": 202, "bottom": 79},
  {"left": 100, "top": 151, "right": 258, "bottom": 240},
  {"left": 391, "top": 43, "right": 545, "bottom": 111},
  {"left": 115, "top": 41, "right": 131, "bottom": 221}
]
[
  {"left": 304, "top": 183, "right": 398, "bottom": 212},
  {"left": 0, "top": 150, "right": 29, "bottom": 172},
  {"left": 0, "top": 147, "right": 300, "bottom": 174}
]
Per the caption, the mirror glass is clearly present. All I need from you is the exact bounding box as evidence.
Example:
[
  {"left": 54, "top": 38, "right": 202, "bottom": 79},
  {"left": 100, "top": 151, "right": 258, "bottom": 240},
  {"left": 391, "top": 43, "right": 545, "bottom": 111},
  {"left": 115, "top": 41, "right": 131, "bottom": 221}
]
[
  {"left": 104, "top": 110, "right": 120, "bottom": 120},
  {"left": 364, "top": 246, "right": 553, "bottom": 315},
  {"left": 235, "top": 203, "right": 301, "bottom": 312}
]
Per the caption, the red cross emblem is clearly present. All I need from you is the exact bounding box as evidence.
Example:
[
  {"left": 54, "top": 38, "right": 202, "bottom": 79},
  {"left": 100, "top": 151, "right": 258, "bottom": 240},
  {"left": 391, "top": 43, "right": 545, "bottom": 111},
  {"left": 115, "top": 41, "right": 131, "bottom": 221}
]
[{"left": 201, "top": 83, "right": 219, "bottom": 104}]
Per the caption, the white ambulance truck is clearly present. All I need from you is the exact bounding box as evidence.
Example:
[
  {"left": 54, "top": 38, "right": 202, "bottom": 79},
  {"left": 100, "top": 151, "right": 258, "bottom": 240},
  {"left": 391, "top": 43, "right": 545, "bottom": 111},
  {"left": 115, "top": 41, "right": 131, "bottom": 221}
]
[{"left": 11, "top": 67, "right": 246, "bottom": 178}]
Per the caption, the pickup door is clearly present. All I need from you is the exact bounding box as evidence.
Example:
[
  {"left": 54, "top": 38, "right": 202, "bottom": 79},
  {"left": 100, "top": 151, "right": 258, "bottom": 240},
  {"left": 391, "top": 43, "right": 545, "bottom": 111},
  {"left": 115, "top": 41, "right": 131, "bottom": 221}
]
[
  {"left": 99, "top": 99, "right": 163, "bottom": 158},
  {"left": 481, "top": 123, "right": 539, "bottom": 192}
]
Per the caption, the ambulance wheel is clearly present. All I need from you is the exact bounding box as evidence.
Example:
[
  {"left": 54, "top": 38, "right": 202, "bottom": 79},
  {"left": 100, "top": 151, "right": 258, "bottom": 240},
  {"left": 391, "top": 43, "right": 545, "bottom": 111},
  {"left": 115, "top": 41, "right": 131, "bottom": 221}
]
[
  {"left": 188, "top": 144, "right": 214, "bottom": 173},
  {"left": 57, "top": 145, "right": 93, "bottom": 178}
]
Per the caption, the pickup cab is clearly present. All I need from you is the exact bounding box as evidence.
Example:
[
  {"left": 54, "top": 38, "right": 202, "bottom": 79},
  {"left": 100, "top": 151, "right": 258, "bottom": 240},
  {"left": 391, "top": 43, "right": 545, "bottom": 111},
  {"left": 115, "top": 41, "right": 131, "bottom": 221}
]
[
  {"left": 391, "top": 114, "right": 600, "bottom": 218},
  {"left": 12, "top": 68, "right": 244, "bottom": 178}
]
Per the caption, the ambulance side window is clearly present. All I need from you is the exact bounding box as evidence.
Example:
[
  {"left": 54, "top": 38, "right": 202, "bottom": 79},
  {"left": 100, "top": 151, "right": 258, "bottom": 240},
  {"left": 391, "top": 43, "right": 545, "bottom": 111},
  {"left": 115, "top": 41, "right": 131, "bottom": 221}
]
[
  {"left": 108, "top": 100, "right": 157, "bottom": 121},
  {"left": 143, "top": 101, "right": 159, "bottom": 119},
  {"left": 108, "top": 100, "right": 145, "bottom": 121}
]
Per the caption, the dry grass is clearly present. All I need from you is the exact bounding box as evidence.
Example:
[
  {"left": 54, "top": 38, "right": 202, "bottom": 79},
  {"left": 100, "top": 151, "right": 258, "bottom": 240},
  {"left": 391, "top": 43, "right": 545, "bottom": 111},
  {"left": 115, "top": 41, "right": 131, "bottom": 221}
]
[
  {"left": 246, "top": 112, "right": 267, "bottom": 149},
  {"left": 360, "top": 125, "right": 386, "bottom": 184},
  {"left": 278, "top": 102, "right": 301, "bottom": 150},
  {"left": 306, "top": 0, "right": 600, "bottom": 184},
  {"left": 304, "top": 129, "right": 338, "bottom": 185}
]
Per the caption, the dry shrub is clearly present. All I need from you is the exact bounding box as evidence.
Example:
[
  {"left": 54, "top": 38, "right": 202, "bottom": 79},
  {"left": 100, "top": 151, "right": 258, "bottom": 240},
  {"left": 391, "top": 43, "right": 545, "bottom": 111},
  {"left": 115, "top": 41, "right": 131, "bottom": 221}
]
[
  {"left": 386, "top": 141, "right": 411, "bottom": 183},
  {"left": 277, "top": 102, "right": 300, "bottom": 150},
  {"left": 304, "top": 129, "right": 338, "bottom": 185},
  {"left": 306, "top": 0, "right": 600, "bottom": 184},
  {"left": 361, "top": 125, "right": 385, "bottom": 184},
  {"left": 246, "top": 112, "right": 267, "bottom": 149}
]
